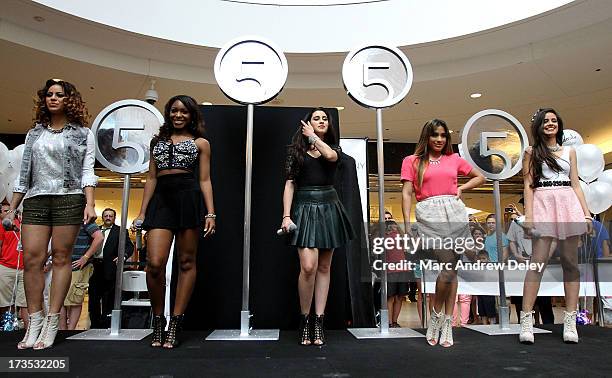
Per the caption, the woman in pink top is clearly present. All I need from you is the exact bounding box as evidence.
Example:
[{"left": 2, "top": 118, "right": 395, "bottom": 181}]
[{"left": 401, "top": 119, "right": 485, "bottom": 347}]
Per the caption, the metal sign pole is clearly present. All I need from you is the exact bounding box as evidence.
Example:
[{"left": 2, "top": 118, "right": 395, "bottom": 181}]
[
  {"left": 492, "top": 180, "right": 510, "bottom": 330},
  {"left": 70, "top": 99, "right": 163, "bottom": 341},
  {"left": 110, "top": 173, "right": 131, "bottom": 335},
  {"left": 206, "top": 36, "right": 286, "bottom": 341},
  {"left": 460, "top": 109, "right": 550, "bottom": 336},
  {"left": 376, "top": 109, "right": 389, "bottom": 334},
  {"left": 343, "top": 44, "right": 422, "bottom": 339},
  {"left": 240, "top": 104, "right": 255, "bottom": 336}
]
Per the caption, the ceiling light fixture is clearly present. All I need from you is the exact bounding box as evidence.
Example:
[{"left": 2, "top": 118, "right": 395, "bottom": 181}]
[
  {"left": 470, "top": 93, "right": 482, "bottom": 99},
  {"left": 201, "top": 102, "right": 213, "bottom": 106}
]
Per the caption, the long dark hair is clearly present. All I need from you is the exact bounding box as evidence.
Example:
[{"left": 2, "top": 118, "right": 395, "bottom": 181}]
[
  {"left": 528, "top": 108, "right": 564, "bottom": 186},
  {"left": 285, "top": 107, "right": 338, "bottom": 180},
  {"left": 154, "top": 95, "right": 204, "bottom": 142},
  {"left": 33, "top": 78, "right": 89, "bottom": 127},
  {"left": 412, "top": 119, "right": 454, "bottom": 188}
]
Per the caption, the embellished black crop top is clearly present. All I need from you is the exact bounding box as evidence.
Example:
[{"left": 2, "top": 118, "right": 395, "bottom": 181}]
[{"left": 152, "top": 139, "right": 198, "bottom": 171}]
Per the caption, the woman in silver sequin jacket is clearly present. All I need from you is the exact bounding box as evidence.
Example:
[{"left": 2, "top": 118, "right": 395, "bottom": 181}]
[{"left": 7, "top": 79, "right": 97, "bottom": 350}]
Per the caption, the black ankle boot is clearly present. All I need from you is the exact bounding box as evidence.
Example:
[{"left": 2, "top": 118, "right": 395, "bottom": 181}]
[
  {"left": 313, "top": 314, "right": 325, "bottom": 346},
  {"left": 163, "top": 314, "right": 184, "bottom": 349},
  {"left": 298, "top": 313, "right": 312, "bottom": 345},
  {"left": 151, "top": 315, "right": 166, "bottom": 347}
]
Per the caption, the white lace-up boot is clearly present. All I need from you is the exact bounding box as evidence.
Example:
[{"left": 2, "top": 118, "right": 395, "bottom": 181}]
[
  {"left": 519, "top": 310, "right": 535, "bottom": 344},
  {"left": 563, "top": 310, "right": 579, "bottom": 343},
  {"left": 426, "top": 307, "right": 444, "bottom": 346},
  {"left": 33, "top": 313, "right": 60, "bottom": 350},
  {"left": 17, "top": 310, "right": 45, "bottom": 349},
  {"left": 439, "top": 315, "right": 454, "bottom": 347}
]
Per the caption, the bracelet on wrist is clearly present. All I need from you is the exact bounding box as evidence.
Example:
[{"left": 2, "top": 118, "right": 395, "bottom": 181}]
[
  {"left": 283, "top": 215, "right": 291, "bottom": 219},
  {"left": 205, "top": 213, "right": 216, "bottom": 219},
  {"left": 308, "top": 135, "right": 320, "bottom": 145}
]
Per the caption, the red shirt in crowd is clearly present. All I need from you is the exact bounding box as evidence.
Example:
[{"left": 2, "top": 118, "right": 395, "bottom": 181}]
[
  {"left": 0, "top": 219, "right": 23, "bottom": 270},
  {"left": 386, "top": 230, "right": 407, "bottom": 272}
]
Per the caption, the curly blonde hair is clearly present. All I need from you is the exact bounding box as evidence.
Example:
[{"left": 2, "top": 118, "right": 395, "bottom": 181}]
[{"left": 33, "top": 79, "right": 89, "bottom": 127}]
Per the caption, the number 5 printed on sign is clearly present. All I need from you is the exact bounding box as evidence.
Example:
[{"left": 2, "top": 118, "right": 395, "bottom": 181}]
[
  {"left": 460, "top": 109, "right": 529, "bottom": 181},
  {"left": 342, "top": 45, "right": 412, "bottom": 109},
  {"left": 362, "top": 62, "right": 394, "bottom": 101},
  {"left": 112, "top": 110, "right": 147, "bottom": 168},
  {"left": 480, "top": 131, "right": 512, "bottom": 177}
]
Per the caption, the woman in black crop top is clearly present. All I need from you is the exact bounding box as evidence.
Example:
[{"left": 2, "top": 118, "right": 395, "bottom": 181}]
[
  {"left": 281, "top": 107, "right": 355, "bottom": 346},
  {"left": 133, "top": 95, "right": 215, "bottom": 349}
]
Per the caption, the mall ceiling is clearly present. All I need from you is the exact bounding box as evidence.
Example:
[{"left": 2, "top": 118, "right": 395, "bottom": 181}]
[{"left": 1, "top": 0, "right": 611, "bottom": 160}]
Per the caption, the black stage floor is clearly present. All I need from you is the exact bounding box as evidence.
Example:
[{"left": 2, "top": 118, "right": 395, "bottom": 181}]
[{"left": 1, "top": 325, "right": 611, "bottom": 377}]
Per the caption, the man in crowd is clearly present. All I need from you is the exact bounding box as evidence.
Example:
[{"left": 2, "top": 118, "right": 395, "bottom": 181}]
[
  {"left": 484, "top": 213, "right": 510, "bottom": 263},
  {"left": 384, "top": 211, "right": 393, "bottom": 222},
  {"left": 88, "top": 208, "right": 134, "bottom": 328},
  {"left": 61, "top": 222, "right": 103, "bottom": 330}
]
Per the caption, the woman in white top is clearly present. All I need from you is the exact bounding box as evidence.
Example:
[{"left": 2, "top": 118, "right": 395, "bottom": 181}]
[
  {"left": 519, "top": 108, "right": 591, "bottom": 344},
  {"left": 7, "top": 79, "right": 97, "bottom": 350}
]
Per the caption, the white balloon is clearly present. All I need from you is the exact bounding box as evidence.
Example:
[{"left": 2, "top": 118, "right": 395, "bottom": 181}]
[
  {"left": 4, "top": 166, "right": 17, "bottom": 182},
  {"left": 7, "top": 149, "right": 22, "bottom": 171},
  {"left": 586, "top": 181, "right": 612, "bottom": 215},
  {"left": 562, "top": 129, "right": 583, "bottom": 147},
  {"left": 0, "top": 142, "right": 9, "bottom": 173},
  {"left": 599, "top": 170, "right": 612, "bottom": 187},
  {"left": 576, "top": 144, "right": 604, "bottom": 183},
  {"left": 13, "top": 144, "right": 25, "bottom": 156}
]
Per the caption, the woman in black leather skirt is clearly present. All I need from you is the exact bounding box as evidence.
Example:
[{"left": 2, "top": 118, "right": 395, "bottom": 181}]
[{"left": 280, "top": 107, "right": 354, "bottom": 346}]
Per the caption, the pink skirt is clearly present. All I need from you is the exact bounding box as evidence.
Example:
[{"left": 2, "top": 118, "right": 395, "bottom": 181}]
[{"left": 533, "top": 186, "right": 587, "bottom": 240}]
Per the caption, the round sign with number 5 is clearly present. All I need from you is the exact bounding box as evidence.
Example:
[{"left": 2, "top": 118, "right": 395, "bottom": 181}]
[
  {"left": 214, "top": 36, "right": 288, "bottom": 105},
  {"left": 460, "top": 109, "right": 529, "bottom": 180},
  {"left": 91, "top": 99, "right": 163, "bottom": 174},
  {"left": 342, "top": 45, "right": 413, "bottom": 109}
]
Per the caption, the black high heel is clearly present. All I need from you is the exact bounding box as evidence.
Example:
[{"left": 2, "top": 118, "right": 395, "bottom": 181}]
[
  {"left": 298, "top": 314, "right": 312, "bottom": 345},
  {"left": 163, "top": 314, "right": 184, "bottom": 349},
  {"left": 313, "top": 314, "right": 325, "bottom": 346},
  {"left": 150, "top": 315, "right": 166, "bottom": 347}
]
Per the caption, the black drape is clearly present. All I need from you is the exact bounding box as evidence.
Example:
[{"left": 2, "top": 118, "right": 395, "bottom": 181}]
[
  {"left": 335, "top": 153, "right": 375, "bottom": 327},
  {"left": 177, "top": 105, "right": 373, "bottom": 330}
]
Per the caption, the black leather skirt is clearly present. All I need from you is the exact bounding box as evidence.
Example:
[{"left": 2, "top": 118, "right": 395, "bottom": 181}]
[{"left": 289, "top": 185, "right": 355, "bottom": 249}]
